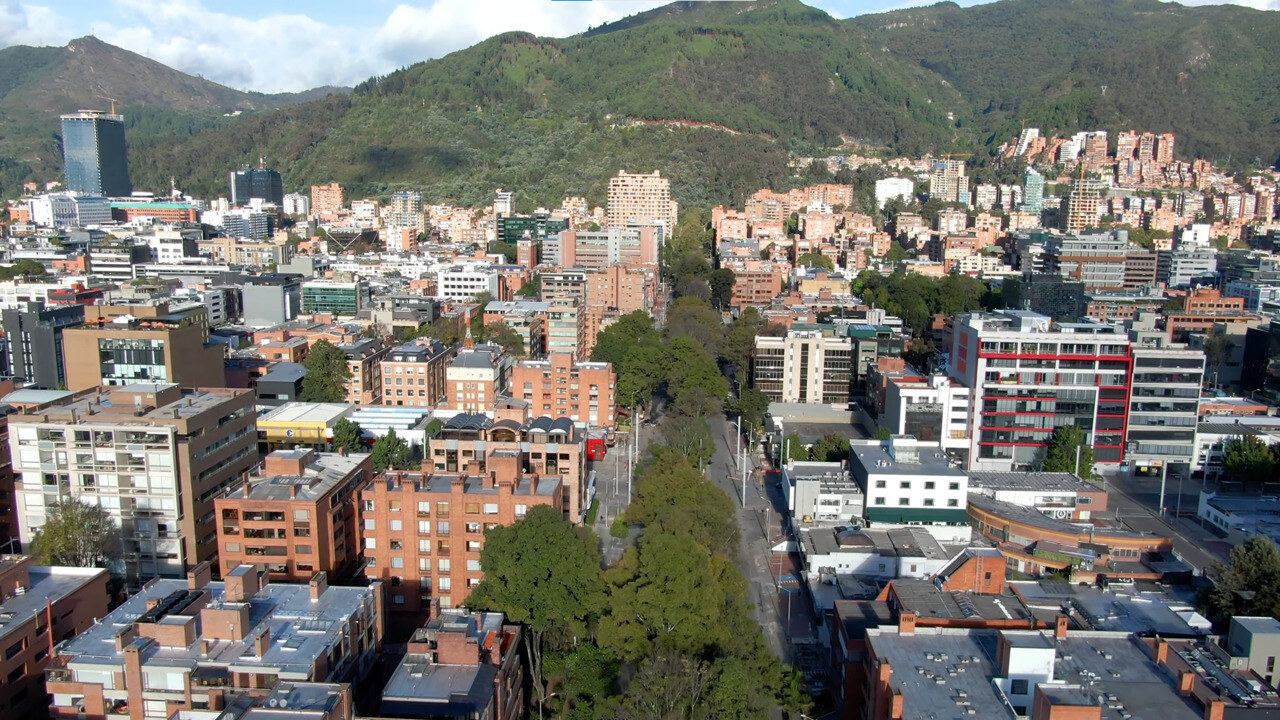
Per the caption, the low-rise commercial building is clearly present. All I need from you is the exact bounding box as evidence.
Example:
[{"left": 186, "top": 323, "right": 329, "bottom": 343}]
[{"left": 848, "top": 436, "right": 970, "bottom": 543}]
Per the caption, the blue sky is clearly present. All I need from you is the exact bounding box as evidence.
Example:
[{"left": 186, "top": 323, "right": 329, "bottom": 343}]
[{"left": 1, "top": 0, "right": 1275, "bottom": 93}]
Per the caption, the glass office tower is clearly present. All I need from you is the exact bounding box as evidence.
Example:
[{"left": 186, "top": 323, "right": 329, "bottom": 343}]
[{"left": 61, "top": 111, "right": 132, "bottom": 197}]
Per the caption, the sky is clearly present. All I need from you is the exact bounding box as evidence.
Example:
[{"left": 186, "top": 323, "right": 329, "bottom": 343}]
[{"left": 1, "top": 0, "right": 1276, "bottom": 94}]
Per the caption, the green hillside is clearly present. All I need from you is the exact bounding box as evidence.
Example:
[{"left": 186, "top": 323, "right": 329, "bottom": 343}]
[
  {"left": 4, "top": 0, "right": 1280, "bottom": 205},
  {"left": 0, "top": 36, "right": 346, "bottom": 196}
]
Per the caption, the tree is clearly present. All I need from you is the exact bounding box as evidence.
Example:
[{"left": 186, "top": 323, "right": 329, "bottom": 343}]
[
  {"left": 781, "top": 432, "right": 806, "bottom": 463},
  {"left": 1224, "top": 435, "right": 1275, "bottom": 488},
  {"left": 331, "top": 418, "right": 363, "bottom": 454},
  {"left": 370, "top": 429, "right": 412, "bottom": 473},
  {"left": 1040, "top": 425, "right": 1097, "bottom": 479},
  {"left": 726, "top": 387, "right": 770, "bottom": 433},
  {"left": 0, "top": 259, "right": 48, "bottom": 281},
  {"left": 467, "top": 506, "right": 607, "bottom": 714},
  {"left": 660, "top": 413, "right": 717, "bottom": 472},
  {"left": 724, "top": 308, "right": 764, "bottom": 372},
  {"left": 796, "top": 252, "right": 834, "bottom": 271},
  {"left": 709, "top": 268, "right": 736, "bottom": 311},
  {"left": 667, "top": 336, "right": 728, "bottom": 403},
  {"left": 1204, "top": 330, "right": 1235, "bottom": 389},
  {"left": 1198, "top": 536, "right": 1280, "bottom": 628},
  {"left": 485, "top": 321, "right": 527, "bottom": 357},
  {"left": 30, "top": 498, "right": 124, "bottom": 569},
  {"left": 631, "top": 447, "right": 739, "bottom": 557},
  {"left": 517, "top": 273, "right": 541, "bottom": 298},
  {"left": 300, "top": 339, "right": 349, "bottom": 402},
  {"left": 811, "top": 433, "right": 850, "bottom": 462}
]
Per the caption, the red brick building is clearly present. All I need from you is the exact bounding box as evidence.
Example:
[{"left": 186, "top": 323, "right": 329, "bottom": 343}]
[
  {"left": 509, "top": 353, "right": 617, "bottom": 427},
  {"left": 215, "top": 449, "right": 371, "bottom": 582}
]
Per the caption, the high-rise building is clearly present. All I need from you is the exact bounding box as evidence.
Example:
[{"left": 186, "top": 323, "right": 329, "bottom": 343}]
[
  {"left": 606, "top": 170, "right": 677, "bottom": 231},
  {"left": 389, "top": 190, "right": 425, "bottom": 233},
  {"left": 928, "top": 159, "right": 970, "bottom": 206},
  {"left": 60, "top": 111, "right": 131, "bottom": 197},
  {"left": 1043, "top": 231, "right": 1128, "bottom": 291},
  {"left": 493, "top": 188, "right": 514, "bottom": 217},
  {"left": 9, "top": 384, "right": 258, "bottom": 581},
  {"left": 546, "top": 297, "right": 585, "bottom": 360},
  {"left": 949, "top": 310, "right": 1132, "bottom": 471},
  {"left": 1125, "top": 313, "right": 1204, "bottom": 479},
  {"left": 1021, "top": 168, "right": 1045, "bottom": 214},
  {"left": 229, "top": 167, "right": 284, "bottom": 206},
  {"left": 283, "top": 192, "right": 311, "bottom": 216},
  {"left": 1064, "top": 177, "right": 1103, "bottom": 233}
]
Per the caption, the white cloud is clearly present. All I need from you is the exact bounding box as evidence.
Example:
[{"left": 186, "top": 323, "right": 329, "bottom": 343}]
[
  {"left": 0, "top": 1, "right": 73, "bottom": 47},
  {"left": 2, "top": 0, "right": 1277, "bottom": 93}
]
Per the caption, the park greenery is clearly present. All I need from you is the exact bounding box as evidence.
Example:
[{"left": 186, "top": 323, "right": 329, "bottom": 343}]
[{"left": 471, "top": 208, "right": 806, "bottom": 718}]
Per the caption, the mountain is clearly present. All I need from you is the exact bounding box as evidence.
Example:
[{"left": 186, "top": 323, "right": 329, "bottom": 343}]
[
  {"left": 850, "top": 0, "right": 1280, "bottom": 166},
  {"left": 0, "top": 36, "right": 348, "bottom": 195},
  {"left": 4, "top": 0, "right": 1280, "bottom": 206}
]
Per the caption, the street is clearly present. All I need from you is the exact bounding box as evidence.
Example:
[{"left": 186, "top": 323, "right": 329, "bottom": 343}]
[
  {"left": 1102, "top": 469, "right": 1231, "bottom": 573},
  {"left": 589, "top": 421, "right": 650, "bottom": 566}
]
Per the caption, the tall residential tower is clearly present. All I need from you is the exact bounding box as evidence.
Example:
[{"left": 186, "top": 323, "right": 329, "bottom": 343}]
[{"left": 60, "top": 111, "right": 131, "bottom": 196}]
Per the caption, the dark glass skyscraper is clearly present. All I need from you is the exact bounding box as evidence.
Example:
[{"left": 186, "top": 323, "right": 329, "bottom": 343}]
[
  {"left": 61, "top": 111, "right": 132, "bottom": 197},
  {"left": 229, "top": 167, "right": 284, "bottom": 206}
]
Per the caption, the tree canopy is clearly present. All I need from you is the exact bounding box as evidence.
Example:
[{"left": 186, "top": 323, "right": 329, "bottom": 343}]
[
  {"left": 331, "top": 418, "right": 363, "bottom": 454},
  {"left": 300, "top": 339, "right": 349, "bottom": 403},
  {"left": 370, "top": 429, "right": 413, "bottom": 473},
  {"left": 1041, "top": 425, "right": 1097, "bottom": 480},
  {"left": 1199, "top": 536, "right": 1280, "bottom": 629},
  {"left": 1223, "top": 435, "right": 1275, "bottom": 488},
  {"left": 30, "top": 498, "right": 124, "bottom": 569}
]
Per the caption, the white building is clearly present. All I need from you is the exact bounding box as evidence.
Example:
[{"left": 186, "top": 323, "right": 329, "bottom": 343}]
[
  {"left": 879, "top": 373, "right": 971, "bottom": 462},
  {"left": 752, "top": 330, "right": 853, "bottom": 406},
  {"left": 848, "top": 435, "right": 970, "bottom": 543},
  {"left": 28, "top": 193, "right": 112, "bottom": 228},
  {"left": 1225, "top": 279, "right": 1280, "bottom": 312},
  {"left": 435, "top": 263, "right": 500, "bottom": 301},
  {"left": 783, "top": 460, "right": 863, "bottom": 525},
  {"left": 1176, "top": 223, "right": 1212, "bottom": 249},
  {"left": 283, "top": 192, "right": 311, "bottom": 216},
  {"left": 138, "top": 227, "right": 201, "bottom": 264},
  {"left": 494, "top": 189, "right": 514, "bottom": 217},
  {"left": 201, "top": 208, "right": 270, "bottom": 240},
  {"left": 874, "top": 178, "right": 915, "bottom": 209}
]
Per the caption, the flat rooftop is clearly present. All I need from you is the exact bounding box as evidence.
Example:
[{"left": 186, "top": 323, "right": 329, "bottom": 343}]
[
  {"left": 0, "top": 565, "right": 105, "bottom": 639},
  {"left": 258, "top": 402, "right": 352, "bottom": 427},
  {"left": 890, "top": 578, "right": 1036, "bottom": 624},
  {"left": 850, "top": 440, "right": 964, "bottom": 478},
  {"left": 230, "top": 452, "right": 369, "bottom": 503},
  {"left": 366, "top": 473, "right": 560, "bottom": 498},
  {"left": 1011, "top": 580, "right": 1206, "bottom": 636},
  {"left": 865, "top": 627, "right": 1008, "bottom": 719},
  {"left": 59, "top": 576, "right": 378, "bottom": 678},
  {"left": 13, "top": 384, "right": 247, "bottom": 425},
  {"left": 967, "top": 471, "right": 1096, "bottom": 494}
]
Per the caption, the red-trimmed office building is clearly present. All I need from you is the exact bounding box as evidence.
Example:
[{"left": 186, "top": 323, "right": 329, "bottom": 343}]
[{"left": 948, "top": 310, "right": 1132, "bottom": 471}]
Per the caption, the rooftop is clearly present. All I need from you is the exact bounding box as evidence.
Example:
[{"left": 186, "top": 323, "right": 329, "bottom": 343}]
[
  {"left": 889, "top": 578, "right": 1036, "bottom": 624},
  {"left": 967, "top": 471, "right": 1097, "bottom": 494},
  {"left": 226, "top": 451, "right": 369, "bottom": 503},
  {"left": 258, "top": 403, "right": 352, "bottom": 427},
  {"left": 1011, "top": 580, "right": 1206, "bottom": 636},
  {"left": 12, "top": 384, "right": 249, "bottom": 426},
  {"left": 366, "top": 473, "right": 560, "bottom": 498},
  {"left": 259, "top": 363, "right": 307, "bottom": 384},
  {"left": 0, "top": 564, "right": 106, "bottom": 639},
  {"left": 850, "top": 438, "right": 964, "bottom": 478},
  {"left": 58, "top": 575, "right": 379, "bottom": 678}
]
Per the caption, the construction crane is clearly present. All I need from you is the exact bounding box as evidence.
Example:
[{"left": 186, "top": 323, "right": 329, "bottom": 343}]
[{"left": 96, "top": 96, "right": 117, "bottom": 114}]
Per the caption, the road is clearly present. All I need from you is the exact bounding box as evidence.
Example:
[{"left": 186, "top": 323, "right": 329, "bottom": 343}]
[
  {"left": 589, "top": 421, "right": 651, "bottom": 566},
  {"left": 705, "top": 413, "right": 800, "bottom": 661},
  {"left": 1101, "top": 469, "right": 1231, "bottom": 573}
]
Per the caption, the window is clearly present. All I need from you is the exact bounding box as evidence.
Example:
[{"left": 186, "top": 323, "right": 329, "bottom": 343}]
[
  {"left": 438, "top": 559, "right": 451, "bottom": 573},
  {"left": 438, "top": 577, "right": 452, "bottom": 592},
  {"left": 899, "top": 481, "right": 910, "bottom": 489},
  {"left": 923, "top": 499, "right": 934, "bottom": 506},
  {"left": 467, "top": 559, "right": 481, "bottom": 572},
  {"left": 898, "top": 498, "right": 910, "bottom": 506},
  {"left": 389, "top": 519, "right": 402, "bottom": 532},
  {"left": 363, "top": 519, "right": 375, "bottom": 530},
  {"left": 515, "top": 505, "right": 527, "bottom": 517},
  {"left": 1011, "top": 679, "right": 1029, "bottom": 695},
  {"left": 365, "top": 538, "right": 376, "bottom": 550},
  {"left": 418, "top": 520, "right": 431, "bottom": 534},
  {"left": 949, "top": 482, "right": 960, "bottom": 490},
  {"left": 874, "top": 480, "right": 886, "bottom": 488},
  {"left": 984, "top": 572, "right": 993, "bottom": 581},
  {"left": 391, "top": 557, "right": 404, "bottom": 569},
  {"left": 483, "top": 503, "right": 499, "bottom": 515},
  {"left": 874, "top": 498, "right": 885, "bottom": 505},
  {"left": 924, "top": 481, "right": 935, "bottom": 489},
  {"left": 947, "top": 499, "right": 959, "bottom": 507}
]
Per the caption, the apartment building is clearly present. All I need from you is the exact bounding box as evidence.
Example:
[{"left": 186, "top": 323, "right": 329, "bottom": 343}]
[
  {"left": 46, "top": 564, "right": 384, "bottom": 720},
  {"left": 606, "top": 170, "right": 677, "bottom": 231},
  {"left": 752, "top": 330, "right": 853, "bottom": 406},
  {"left": 586, "top": 264, "right": 655, "bottom": 315},
  {"left": 724, "top": 259, "right": 787, "bottom": 311},
  {"left": 214, "top": 449, "right": 371, "bottom": 582},
  {"left": 0, "top": 556, "right": 108, "bottom": 720},
  {"left": 949, "top": 310, "right": 1132, "bottom": 471},
  {"left": 483, "top": 301, "right": 548, "bottom": 357},
  {"left": 379, "top": 339, "right": 452, "bottom": 408},
  {"left": 539, "top": 270, "right": 586, "bottom": 305},
  {"left": 928, "top": 159, "right": 970, "bottom": 206},
  {"left": 310, "top": 183, "right": 345, "bottom": 214},
  {"left": 340, "top": 338, "right": 391, "bottom": 406},
  {"left": 1, "top": 302, "right": 84, "bottom": 389},
  {"left": 446, "top": 344, "right": 511, "bottom": 414},
  {"left": 61, "top": 302, "right": 226, "bottom": 391},
  {"left": 510, "top": 354, "right": 617, "bottom": 427},
  {"left": 878, "top": 373, "right": 971, "bottom": 463},
  {"left": 1126, "top": 319, "right": 1205, "bottom": 478},
  {"left": 361, "top": 467, "right": 560, "bottom": 613},
  {"left": 1063, "top": 176, "right": 1103, "bottom": 232},
  {"left": 198, "top": 236, "right": 292, "bottom": 267},
  {"left": 554, "top": 227, "right": 659, "bottom": 267},
  {"left": 1043, "top": 231, "right": 1127, "bottom": 290},
  {"left": 427, "top": 413, "right": 588, "bottom": 519},
  {"left": 379, "top": 610, "right": 523, "bottom": 720},
  {"left": 435, "top": 264, "right": 500, "bottom": 301},
  {"left": 848, "top": 435, "right": 970, "bottom": 543},
  {"left": 9, "top": 384, "right": 258, "bottom": 581},
  {"left": 546, "top": 297, "right": 586, "bottom": 360}
]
